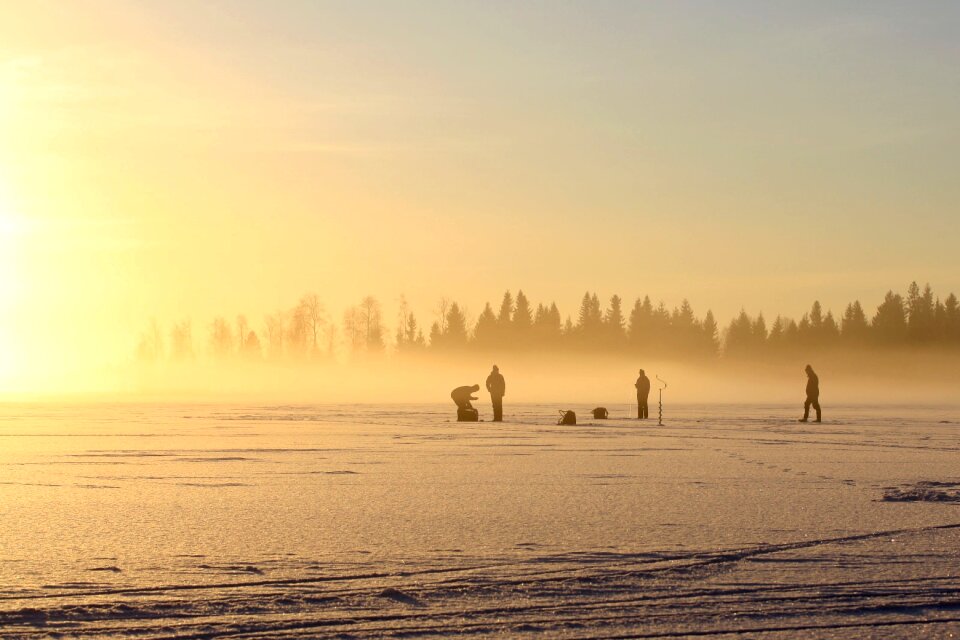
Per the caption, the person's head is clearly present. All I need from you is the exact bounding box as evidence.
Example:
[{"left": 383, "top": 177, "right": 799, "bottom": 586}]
[
  {"left": 805, "top": 364, "right": 813, "bottom": 375},
  {"left": 639, "top": 369, "right": 645, "bottom": 376},
  {"left": 492, "top": 365, "right": 499, "bottom": 373},
  {"left": 471, "top": 384, "right": 480, "bottom": 392}
]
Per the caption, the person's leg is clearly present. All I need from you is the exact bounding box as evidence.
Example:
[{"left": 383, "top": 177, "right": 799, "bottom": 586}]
[
  {"left": 813, "top": 399, "right": 821, "bottom": 422},
  {"left": 641, "top": 401, "right": 649, "bottom": 419},
  {"left": 493, "top": 397, "right": 502, "bottom": 421},
  {"left": 801, "top": 399, "right": 811, "bottom": 421},
  {"left": 637, "top": 395, "right": 642, "bottom": 419}
]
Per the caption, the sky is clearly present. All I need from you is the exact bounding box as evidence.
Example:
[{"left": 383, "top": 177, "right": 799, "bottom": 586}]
[{"left": 1, "top": 1, "right": 959, "bottom": 392}]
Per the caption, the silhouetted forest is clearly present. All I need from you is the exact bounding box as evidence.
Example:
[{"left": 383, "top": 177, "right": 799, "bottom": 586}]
[{"left": 136, "top": 282, "right": 960, "bottom": 364}]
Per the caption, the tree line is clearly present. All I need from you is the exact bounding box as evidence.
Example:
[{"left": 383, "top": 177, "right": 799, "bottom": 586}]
[{"left": 136, "top": 282, "right": 960, "bottom": 363}]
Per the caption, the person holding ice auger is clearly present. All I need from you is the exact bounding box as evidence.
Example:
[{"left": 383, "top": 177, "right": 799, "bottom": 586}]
[{"left": 799, "top": 364, "right": 821, "bottom": 423}]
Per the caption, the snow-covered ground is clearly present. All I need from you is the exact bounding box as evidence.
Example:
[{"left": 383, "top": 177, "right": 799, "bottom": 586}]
[{"left": 2, "top": 402, "right": 960, "bottom": 638}]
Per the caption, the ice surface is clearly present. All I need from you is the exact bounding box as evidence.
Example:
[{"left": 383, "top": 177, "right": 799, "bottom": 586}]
[{"left": 1, "top": 402, "right": 960, "bottom": 637}]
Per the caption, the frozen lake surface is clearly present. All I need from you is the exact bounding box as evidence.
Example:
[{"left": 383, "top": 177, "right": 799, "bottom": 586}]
[{"left": 2, "top": 402, "right": 960, "bottom": 638}]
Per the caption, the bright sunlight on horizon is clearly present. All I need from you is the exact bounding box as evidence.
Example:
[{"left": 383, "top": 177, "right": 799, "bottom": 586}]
[{"left": 1, "top": 1, "right": 959, "bottom": 397}]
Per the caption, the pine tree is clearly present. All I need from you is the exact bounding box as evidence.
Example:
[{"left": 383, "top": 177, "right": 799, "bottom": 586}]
[
  {"left": 672, "top": 299, "right": 699, "bottom": 354},
  {"left": 627, "top": 296, "right": 653, "bottom": 350},
  {"left": 533, "top": 302, "right": 562, "bottom": 346},
  {"left": 841, "top": 301, "right": 869, "bottom": 343},
  {"left": 473, "top": 303, "right": 498, "bottom": 348},
  {"left": 650, "top": 302, "right": 671, "bottom": 354},
  {"left": 752, "top": 313, "right": 768, "bottom": 344},
  {"left": 428, "top": 321, "right": 442, "bottom": 348},
  {"left": 575, "top": 292, "right": 604, "bottom": 345},
  {"left": 724, "top": 310, "right": 754, "bottom": 356},
  {"left": 872, "top": 291, "right": 907, "bottom": 344},
  {"left": 783, "top": 318, "right": 800, "bottom": 346},
  {"left": 701, "top": 310, "right": 719, "bottom": 356},
  {"left": 822, "top": 311, "right": 840, "bottom": 343},
  {"left": 513, "top": 290, "right": 533, "bottom": 334},
  {"left": 944, "top": 293, "right": 960, "bottom": 343},
  {"left": 497, "top": 291, "right": 514, "bottom": 325},
  {"left": 547, "top": 303, "right": 563, "bottom": 344},
  {"left": 906, "top": 282, "right": 936, "bottom": 342},
  {"left": 768, "top": 316, "right": 785, "bottom": 345},
  {"left": 604, "top": 294, "right": 626, "bottom": 345},
  {"left": 809, "top": 301, "right": 824, "bottom": 330},
  {"left": 445, "top": 302, "right": 469, "bottom": 347},
  {"left": 406, "top": 313, "right": 423, "bottom": 347}
]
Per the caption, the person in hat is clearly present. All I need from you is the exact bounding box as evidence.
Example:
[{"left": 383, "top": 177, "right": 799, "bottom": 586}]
[
  {"left": 799, "top": 364, "right": 821, "bottom": 423},
  {"left": 485, "top": 365, "right": 506, "bottom": 422},
  {"left": 635, "top": 369, "right": 651, "bottom": 419}
]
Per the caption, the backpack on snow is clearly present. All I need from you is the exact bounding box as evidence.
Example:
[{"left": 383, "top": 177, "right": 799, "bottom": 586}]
[{"left": 457, "top": 407, "right": 479, "bottom": 422}]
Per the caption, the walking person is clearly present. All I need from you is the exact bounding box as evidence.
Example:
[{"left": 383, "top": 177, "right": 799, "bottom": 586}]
[
  {"left": 635, "top": 369, "right": 651, "bottom": 419},
  {"left": 799, "top": 364, "right": 821, "bottom": 423},
  {"left": 486, "top": 365, "right": 506, "bottom": 422}
]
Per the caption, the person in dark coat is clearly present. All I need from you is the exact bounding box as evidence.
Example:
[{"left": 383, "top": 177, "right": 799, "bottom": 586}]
[
  {"left": 635, "top": 369, "right": 651, "bottom": 419},
  {"left": 799, "top": 364, "right": 821, "bottom": 423},
  {"left": 451, "top": 384, "right": 480, "bottom": 411},
  {"left": 485, "top": 365, "right": 506, "bottom": 422}
]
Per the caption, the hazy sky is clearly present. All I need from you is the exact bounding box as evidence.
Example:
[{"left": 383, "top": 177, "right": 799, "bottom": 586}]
[{"left": 1, "top": 1, "right": 959, "bottom": 390}]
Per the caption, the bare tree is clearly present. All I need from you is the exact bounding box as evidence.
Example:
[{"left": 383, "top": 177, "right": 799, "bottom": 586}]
[
  {"left": 287, "top": 302, "right": 310, "bottom": 357},
  {"left": 325, "top": 322, "right": 338, "bottom": 358},
  {"left": 264, "top": 312, "right": 284, "bottom": 360},
  {"left": 209, "top": 317, "right": 234, "bottom": 359},
  {"left": 170, "top": 320, "right": 193, "bottom": 361},
  {"left": 359, "top": 296, "right": 385, "bottom": 352},
  {"left": 435, "top": 297, "right": 450, "bottom": 334},
  {"left": 136, "top": 318, "right": 164, "bottom": 363},
  {"left": 343, "top": 306, "right": 365, "bottom": 353},
  {"left": 396, "top": 295, "right": 411, "bottom": 349},
  {"left": 302, "top": 294, "right": 326, "bottom": 356},
  {"left": 236, "top": 315, "right": 249, "bottom": 351}
]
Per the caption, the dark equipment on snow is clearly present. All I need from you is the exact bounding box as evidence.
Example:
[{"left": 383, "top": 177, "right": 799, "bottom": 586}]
[
  {"left": 457, "top": 407, "right": 479, "bottom": 422},
  {"left": 592, "top": 407, "right": 609, "bottom": 419},
  {"left": 558, "top": 410, "right": 577, "bottom": 426}
]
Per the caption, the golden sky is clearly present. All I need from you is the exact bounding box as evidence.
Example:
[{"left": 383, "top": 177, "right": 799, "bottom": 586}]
[{"left": 1, "top": 1, "right": 959, "bottom": 393}]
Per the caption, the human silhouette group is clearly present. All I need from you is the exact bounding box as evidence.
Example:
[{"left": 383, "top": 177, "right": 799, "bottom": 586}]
[
  {"left": 452, "top": 365, "right": 821, "bottom": 424},
  {"left": 451, "top": 365, "right": 506, "bottom": 422}
]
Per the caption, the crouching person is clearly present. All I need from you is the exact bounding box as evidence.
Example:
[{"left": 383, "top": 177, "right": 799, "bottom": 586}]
[{"left": 451, "top": 384, "right": 480, "bottom": 422}]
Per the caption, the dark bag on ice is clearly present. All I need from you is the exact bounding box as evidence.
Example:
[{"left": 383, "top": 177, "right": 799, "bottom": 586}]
[
  {"left": 558, "top": 410, "right": 576, "bottom": 426},
  {"left": 592, "top": 407, "right": 608, "bottom": 419},
  {"left": 457, "top": 407, "right": 479, "bottom": 422}
]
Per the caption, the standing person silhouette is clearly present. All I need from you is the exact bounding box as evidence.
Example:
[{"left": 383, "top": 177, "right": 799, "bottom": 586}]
[
  {"left": 635, "top": 369, "right": 651, "bottom": 419},
  {"left": 486, "top": 365, "right": 506, "bottom": 422},
  {"left": 799, "top": 364, "right": 821, "bottom": 423}
]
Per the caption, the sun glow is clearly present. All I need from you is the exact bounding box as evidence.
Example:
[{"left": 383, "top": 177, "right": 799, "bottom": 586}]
[{"left": 0, "top": 183, "right": 26, "bottom": 389}]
